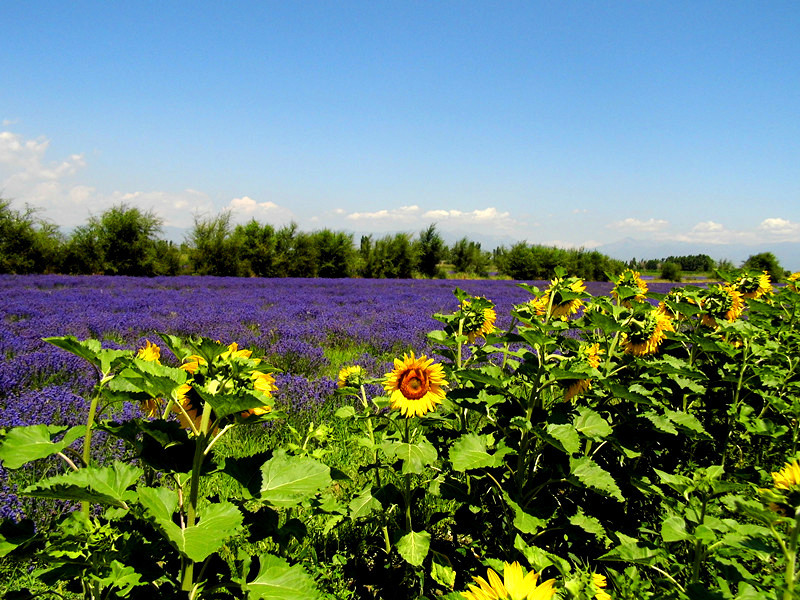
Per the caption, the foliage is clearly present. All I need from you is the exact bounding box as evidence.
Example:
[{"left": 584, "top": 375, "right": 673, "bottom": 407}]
[
  {"left": 414, "top": 223, "right": 446, "bottom": 278},
  {"left": 449, "top": 237, "right": 489, "bottom": 276},
  {"left": 743, "top": 251, "right": 785, "bottom": 282},
  {"left": 495, "top": 243, "right": 624, "bottom": 281},
  {"left": 0, "top": 199, "right": 62, "bottom": 274},
  {"left": 660, "top": 261, "right": 682, "bottom": 282}
]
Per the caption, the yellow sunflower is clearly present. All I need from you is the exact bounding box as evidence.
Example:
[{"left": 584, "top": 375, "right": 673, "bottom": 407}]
[
  {"left": 136, "top": 340, "right": 161, "bottom": 363},
  {"left": 220, "top": 342, "right": 252, "bottom": 360},
  {"left": 612, "top": 270, "right": 648, "bottom": 307},
  {"left": 241, "top": 371, "right": 275, "bottom": 419},
  {"left": 460, "top": 299, "right": 497, "bottom": 342},
  {"left": 562, "top": 343, "right": 603, "bottom": 402},
  {"left": 592, "top": 573, "right": 611, "bottom": 600},
  {"left": 180, "top": 354, "right": 207, "bottom": 374},
  {"left": 772, "top": 459, "right": 800, "bottom": 491},
  {"left": 700, "top": 285, "right": 744, "bottom": 327},
  {"left": 338, "top": 365, "right": 367, "bottom": 388},
  {"left": 787, "top": 272, "right": 800, "bottom": 293},
  {"left": 622, "top": 308, "right": 674, "bottom": 357},
  {"left": 171, "top": 383, "right": 202, "bottom": 431},
  {"left": 532, "top": 277, "right": 586, "bottom": 320},
  {"left": 734, "top": 271, "right": 772, "bottom": 300},
  {"left": 461, "top": 561, "right": 556, "bottom": 600},
  {"left": 383, "top": 351, "right": 447, "bottom": 417}
]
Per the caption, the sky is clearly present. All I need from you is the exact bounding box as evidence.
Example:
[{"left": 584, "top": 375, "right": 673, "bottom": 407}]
[{"left": 2, "top": 1, "right": 799, "bottom": 254}]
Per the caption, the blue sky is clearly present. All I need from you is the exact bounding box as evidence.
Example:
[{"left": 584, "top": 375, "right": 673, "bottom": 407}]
[{"left": 2, "top": 1, "right": 798, "bottom": 252}]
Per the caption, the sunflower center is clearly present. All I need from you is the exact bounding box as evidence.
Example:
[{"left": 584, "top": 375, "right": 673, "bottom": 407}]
[{"left": 399, "top": 368, "right": 429, "bottom": 400}]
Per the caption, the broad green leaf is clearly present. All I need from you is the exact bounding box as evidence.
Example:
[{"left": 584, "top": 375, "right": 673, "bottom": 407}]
[
  {"left": 542, "top": 423, "right": 581, "bottom": 455},
  {"left": 118, "top": 359, "right": 188, "bottom": 398},
  {"left": 574, "top": 407, "right": 612, "bottom": 441},
  {"left": 449, "top": 433, "right": 507, "bottom": 471},
  {"left": 381, "top": 440, "right": 438, "bottom": 474},
  {"left": 194, "top": 387, "right": 272, "bottom": 419},
  {"left": 87, "top": 560, "right": 143, "bottom": 596},
  {"left": 569, "top": 507, "right": 610, "bottom": 546},
  {"left": 245, "top": 553, "right": 322, "bottom": 600},
  {"left": 661, "top": 516, "right": 691, "bottom": 542},
  {"left": 44, "top": 336, "right": 130, "bottom": 374},
  {"left": 599, "top": 542, "right": 665, "bottom": 565},
  {"left": 260, "top": 450, "right": 331, "bottom": 507},
  {"left": 0, "top": 424, "right": 84, "bottom": 469},
  {"left": 505, "top": 494, "right": 549, "bottom": 535},
  {"left": 431, "top": 557, "right": 456, "bottom": 589},
  {"left": 664, "top": 409, "right": 709, "bottom": 438},
  {"left": 654, "top": 469, "right": 693, "bottom": 496},
  {"left": 569, "top": 457, "right": 623, "bottom": 502},
  {"left": 348, "top": 486, "right": 382, "bottom": 520},
  {"left": 643, "top": 411, "right": 678, "bottom": 435},
  {"left": 513, "top": 534, "right": 572, "bottom": 576},
  {"left": 396, "top": 529, "right": 431, "bottom": 566},
  {"left": 141, "top": 493, "right": 244, "bottom": 563},
  {"left": 23, "top": 462, "right": 143, "bottom": 508},
  {"left": 335, "top": 406, "right": 356, "bottom": 419}
]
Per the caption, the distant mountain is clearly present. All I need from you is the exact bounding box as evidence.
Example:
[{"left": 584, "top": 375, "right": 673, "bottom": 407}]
[{"left": 596, "top": 238, "right": 800, "bottom": 272}]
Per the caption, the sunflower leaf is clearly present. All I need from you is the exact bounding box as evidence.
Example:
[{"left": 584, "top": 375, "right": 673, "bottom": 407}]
[
  {"left": 0, "top": 424, "right": 84, "bottom": 469},
  {"left": 244, "top": 553, "right": 322, "bottom": 600},
  {"left": 396, "top": 529, "right": 431, "bottom": 566},
  {"left": 569, "top": 456, "right": 624, "bottom": 502},
  {"left": 259, "top": 450, "right": 331, "bottom": 507}
]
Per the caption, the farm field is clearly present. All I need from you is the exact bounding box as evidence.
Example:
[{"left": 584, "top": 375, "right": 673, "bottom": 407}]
[{"left": 1, "top": 272, "right": 798, "bottom": 599}]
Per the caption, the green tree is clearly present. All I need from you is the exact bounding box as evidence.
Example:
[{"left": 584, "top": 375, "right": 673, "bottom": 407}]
[
  {"left": 310, "top": 229, "right": 354, "bottom": 278},
  {"left": 0, "top": 199, "right": 62, "bottom": 274},
  {"left": 61, "top": 224, "right": 105, "bottom": 274},
  {"left": 414, "top": 223, "right": 445, "bottom": 278},
  {"left": 742, "top": 251, "right": 785, "bottom": 281},
  {"left": 232, "top": 219, "right": 277, "bottom": 277},
  {"left": 87, "top": 203, "right": 163, "bottom": 276},
  {"left": 450, "top": 237, "right": 489, "bottom": 276},
  {"left": 187, "top": 211, "right": 239, "bottom": 276},
  {"left": 661, "top": 261, "right": 682, "bottom": 282}
]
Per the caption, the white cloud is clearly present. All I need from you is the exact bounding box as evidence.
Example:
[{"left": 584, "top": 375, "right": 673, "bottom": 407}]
[
  {"left": 758, "top": 217, "right": 800, "bottom": 237},
  {"left": 346, "top": 205, "right": 420, "bottom": 221},
  {"left": 226, "top": 195, "right": 295, "bottom": 226},
  {"left": 610, "top": 217, "right": 669, "bottom": 232}
]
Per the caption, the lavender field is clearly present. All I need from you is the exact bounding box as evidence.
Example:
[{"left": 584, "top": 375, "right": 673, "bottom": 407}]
[{"left": 0, "top": 274, "right": 677, "bottom": 523}]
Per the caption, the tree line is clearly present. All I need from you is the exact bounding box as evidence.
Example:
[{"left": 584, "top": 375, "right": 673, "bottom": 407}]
[{"left": 0, "top": 200, "right": 653, "bottom": 281}]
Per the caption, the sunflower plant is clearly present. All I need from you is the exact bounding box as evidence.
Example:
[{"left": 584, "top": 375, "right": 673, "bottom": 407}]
[{"left": 0, "top": 334, "right": 332, "bottom": 599}]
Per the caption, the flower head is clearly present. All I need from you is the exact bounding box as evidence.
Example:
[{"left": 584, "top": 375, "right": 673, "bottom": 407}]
[
  {"left": 772, "top": 459, "right": 800, "bottom": 492},
  {"left": 787, "top": 272, "right": 800, "bottom": 293},
  {"left": 734, "top": 271, "right": 772, "bottom": 300},
  {"left": 621, "top": 308, "right": 674, "bottom": 357},
  {"left": 461, "top": 561, "right": 557, "bottom": 600},
  {"left": 180, "top": 354, "right": 207, "bottom": 374},
  {"left": 531, "top": 277, "right": 586, "bottom": 320},
  {"left": 137, "top": 340, "right": 161, "bottom": 363},
  {"left": 460, "top": 298, "right": 497, "bottom": 342},
  {"left": 612, "top": 270, "right": 648, "bottom": 307},
  {"left": 384, "top": 351, "right": 447, "bottom": 417},
  {"left": 592, "top": 573, "right": 611, "bottom": 600},
  {"left": 562, "top": 343, "right": 603, "bottom": 402},
  {"left": 220, "top": 342, "right": 252, "bottom": 360},
  {"left": 338, "top": 365, "right": 367, "bottom": 388},
  {"left": 700, "top": 285, "right": 744, "bottom": 327}
]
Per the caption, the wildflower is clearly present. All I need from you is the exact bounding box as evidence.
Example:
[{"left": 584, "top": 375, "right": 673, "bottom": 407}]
[
  {"left": 772, "top": 459, "right": 800, "bottom": 492},
  {"left": 699, "top": 285, "right": 744, "bottom": 327},
  {"left": 562, "top": 343, "right": 603, "bottom": 402},
  {"left": 461, "top": 561, "right": 556, "bottom": 600},
  {"left": 611, "top": 270, "right": 648, "bottom": 307},
  {"left": 531, "top": 277, "right": 586, "bottom": 319},
  {"left": 383, "top": 351, "right": 447, "bottom": 417},
  {"left": 787, "top": 272, "right": 800, "bottom": 293},
  {"left": 137, "top": 340, "right": 161, "bottom": 363},
  {"left": 734, "top": 271, "right": 772, "bottom": 300},
  {"left": 621, "top": 308, "right": 674, "bottom": 357},
  {"left": 460, "top": 298, "right": 497, "bottom": 342},
  {"left": 338, "top": 365, "right": 367, "bottom": 388},
  {"left": 592, "top": 573, "right": 611, "bottom": 600}
]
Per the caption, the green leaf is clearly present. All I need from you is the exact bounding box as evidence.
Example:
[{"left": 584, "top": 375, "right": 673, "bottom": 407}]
[
  {"left": 396, "top": 529, "right": 431, "bottom": 566},
  {"left": 381, "top": 440, "right": 438, "bottom": 474},
  {"left": 44, "top": 336, "right": 131, "bottom": 374},
  {"left": 569, "top": 456, "right": 623, "bottom": 502},
  {"left": 643, "top": 411, "right": 678, "bottom": 435},
  {"left": 23, "top": 462, "right": 143, "bottom": 508},
  {"left": 574, "top": 408, "right": 612, "bottom": 441},
  {"left": 0, "top": 519, "right": 36, "bottom": 558},
  {"left": 348, "top": 486, "right": 383, "bottom": 520},
  {"left": 0, "top": 424, "right": 84, "bottom": 469},
  {"left": 118, "top": 359, "right": 188, "bottom": 398},
  {"left": 195, "top": 387, "right": 273, "bottom": 419},
  {"left": 542, "top": 423, "right": 581, "bottom": 455},
  {"left": 245, "top": 553, "right": 322, "bottom": 600},
  {"left": 431, "top": 557, "right": 456, "bottom": 589},
  {"left": 140, "top": 489, "right": 244, "bottom": 563},
  {"left": 661, "top": 516, "right": 691, "bottom": 542},
  {"left": 599, "top": 542, "right": 664, "bottom": 565},
  {"left": 260, "top": 450, "right": 331, "bottom": 507},
  {"left": 513, "top": 534, "right": 572, "bottom": 576},
  {"left": 449, "top": 433, "right": 507, "bottom": 471},
  {"left": 505, "top": 494, "right": 549, "bottom": 535},
  {"left": 569, "top": 507, "right": 610, "bottom": 546},
  {"left": 664, "top": 409, "right": 709, "bottom": 438}
]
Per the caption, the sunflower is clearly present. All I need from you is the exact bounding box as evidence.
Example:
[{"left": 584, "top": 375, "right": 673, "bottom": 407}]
[
  {"left": 241, "top": 371, "right": 276, "bottom": 418},
  {"left": 621, "top": 308, "right": 674, "bottom": 357},
  {"left": 461, "top": 561, "right": 557, "bottom": 600},
  {"left": 787, "top": 272, "right": 800, "bottom": 293},
  {"left": 734, "top": 271, "right": 772, "bottom": 300},
  {"left": 699, "top": 285, "right": 744, "bottom": 327},
  {"left": 383, "top": 351, "right": 447, "bottom": 417},
  {"left": 772, "top": 459, "right": 800, "bottom": 492},
  {"left": 611, "top": 270, "right": 648, "bottom": 307},
  {"left": 460, "top": 299, "right": 497, "bottom": 342},
  {"left": 338, "top": 365, "right": 367, "bottom": 388},
  {"left": 562, "top": 343, "right": 603, "bottom": 402},
  {"left": 220, "top": 342, "right": 252, "bottom": 360},
  {"left": 171, "top": 383, "right": 202, "bottom": 431},
  {"left": 532, "top": 277, "right": 586, "bottom": 319},
  {"left": 180, "top": 354, "right": 207, "bottom": 374},
  {"left": 137, "top": 340, "right": 161, "bottom": 363},
  {"left": 658, "top": 288, "right": 697, "bottom": 319},
  {"left": 592, "top": 573, "right": 611, "bottom": 600}
]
